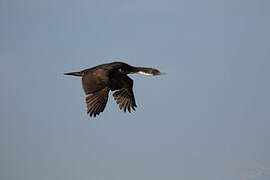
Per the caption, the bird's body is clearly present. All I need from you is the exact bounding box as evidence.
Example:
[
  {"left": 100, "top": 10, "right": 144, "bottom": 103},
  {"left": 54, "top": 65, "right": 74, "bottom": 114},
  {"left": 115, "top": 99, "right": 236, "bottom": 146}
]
[{"left": 65, "top": 62, "right": 166, "bottom": 117}]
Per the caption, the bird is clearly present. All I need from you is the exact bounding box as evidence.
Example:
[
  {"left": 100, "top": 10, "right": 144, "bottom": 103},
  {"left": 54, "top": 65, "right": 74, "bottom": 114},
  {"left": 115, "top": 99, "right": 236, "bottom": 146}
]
[{"left": 64, "top": 62, "right": 166, "bottom": 117}]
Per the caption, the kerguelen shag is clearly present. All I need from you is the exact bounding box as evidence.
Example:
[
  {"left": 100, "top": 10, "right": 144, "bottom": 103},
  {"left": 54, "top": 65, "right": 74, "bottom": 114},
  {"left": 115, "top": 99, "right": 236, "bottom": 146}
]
[{"left": 64, "top": 62, "right": 166, "bottom": 117}]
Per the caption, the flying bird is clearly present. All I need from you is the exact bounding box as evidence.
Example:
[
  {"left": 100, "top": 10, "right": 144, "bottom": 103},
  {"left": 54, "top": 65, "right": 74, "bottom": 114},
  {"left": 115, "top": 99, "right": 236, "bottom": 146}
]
[{"left": 64, "top": 62, "right": 166, "bottom": 117}]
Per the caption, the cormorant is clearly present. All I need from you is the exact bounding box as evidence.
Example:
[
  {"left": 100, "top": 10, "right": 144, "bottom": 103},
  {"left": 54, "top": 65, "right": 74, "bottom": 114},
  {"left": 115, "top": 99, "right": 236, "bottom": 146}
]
[{"left": 64, "top": 62, "right": 166, "bottom": 117}]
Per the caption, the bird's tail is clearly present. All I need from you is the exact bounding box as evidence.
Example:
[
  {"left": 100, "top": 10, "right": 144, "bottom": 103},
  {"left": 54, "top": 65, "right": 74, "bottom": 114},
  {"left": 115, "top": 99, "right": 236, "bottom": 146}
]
[{"left": 64, "top": 71, "right": 83, "bottom": 77}]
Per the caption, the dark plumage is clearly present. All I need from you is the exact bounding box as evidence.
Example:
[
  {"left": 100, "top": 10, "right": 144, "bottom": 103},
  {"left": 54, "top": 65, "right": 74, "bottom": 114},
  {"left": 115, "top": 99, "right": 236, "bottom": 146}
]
[{"left": 64, "top": 62, "right": 166, "bottom": 117}]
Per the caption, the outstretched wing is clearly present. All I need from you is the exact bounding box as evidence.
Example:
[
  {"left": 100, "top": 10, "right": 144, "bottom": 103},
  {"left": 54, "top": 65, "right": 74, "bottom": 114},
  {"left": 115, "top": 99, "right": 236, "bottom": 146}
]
[
  {"left": 85, "top": 87, "right": 110, "bottom": 117},
  {"left": 113, "top": 88, "right": 137, "bottom": 113}
]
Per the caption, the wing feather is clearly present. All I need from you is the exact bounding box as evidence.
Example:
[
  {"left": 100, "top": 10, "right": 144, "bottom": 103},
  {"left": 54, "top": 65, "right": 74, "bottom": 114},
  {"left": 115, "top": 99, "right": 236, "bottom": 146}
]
[
  {"left": 86, "top": 87, "right": 109, "bottom": 117},
  {"left": 113, "top": 88, "right": 137, "bottom": 113}
]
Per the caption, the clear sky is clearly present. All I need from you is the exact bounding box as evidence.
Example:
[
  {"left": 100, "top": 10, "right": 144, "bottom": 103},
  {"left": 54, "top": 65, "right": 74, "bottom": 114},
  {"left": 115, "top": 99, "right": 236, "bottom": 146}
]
[{"left": 1, "top": 0, "right": 270, "bottom": 180}]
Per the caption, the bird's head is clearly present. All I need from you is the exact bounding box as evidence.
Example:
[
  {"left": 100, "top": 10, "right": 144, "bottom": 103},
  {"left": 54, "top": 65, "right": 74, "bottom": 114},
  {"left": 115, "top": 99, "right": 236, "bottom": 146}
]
[
  {"left": 117, "top": 63, "right": 166, "bottom": 76},
  {"left": 138, "top": 68, "right": 166, "bottom": 76},
  {"left": 134, "top": 67, "right": 167, "bottom": 76}
]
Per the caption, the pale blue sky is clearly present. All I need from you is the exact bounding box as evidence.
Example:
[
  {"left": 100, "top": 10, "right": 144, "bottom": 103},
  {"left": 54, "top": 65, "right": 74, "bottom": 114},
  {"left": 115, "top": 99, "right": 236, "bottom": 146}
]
[{"left": 1, "top": 0, "right": 270, "bottom": 180}]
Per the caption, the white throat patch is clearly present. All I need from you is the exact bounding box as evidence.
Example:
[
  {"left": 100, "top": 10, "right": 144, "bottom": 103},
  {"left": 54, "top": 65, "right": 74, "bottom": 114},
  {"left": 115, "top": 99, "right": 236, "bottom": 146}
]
[{"left": 137, "top": 71, "right": 153, "bottom": 76}]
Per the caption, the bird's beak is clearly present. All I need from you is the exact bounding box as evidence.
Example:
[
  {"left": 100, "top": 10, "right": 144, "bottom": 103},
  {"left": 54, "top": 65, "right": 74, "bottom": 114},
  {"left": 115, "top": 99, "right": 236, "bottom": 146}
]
[{"left": 157, "top": 72, "right": 167, "bottom": 75}]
